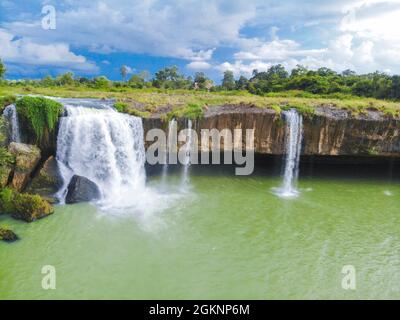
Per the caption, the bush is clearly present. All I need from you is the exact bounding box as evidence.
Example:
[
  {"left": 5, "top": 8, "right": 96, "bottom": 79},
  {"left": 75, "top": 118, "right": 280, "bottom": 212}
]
[
  {"left": 0, "top": 147, "right": 15, "bottom": 166},
  {"left": 114, "top": 102, "right": 128, "bottom": 113},
  {"left": 167, "top": 103, "right": 204, "bottom": 120},
  {"left": 16, "top": 96, "right": 63, "bottom": 141},
  {"left": 0, "top": 187, "right": 15, "bottom": 214}
]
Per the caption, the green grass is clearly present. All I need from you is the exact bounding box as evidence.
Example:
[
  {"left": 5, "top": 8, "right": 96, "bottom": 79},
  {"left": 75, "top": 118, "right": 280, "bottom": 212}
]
[{"left": 1, "top": 85, "right": 400, "bottom": 118}]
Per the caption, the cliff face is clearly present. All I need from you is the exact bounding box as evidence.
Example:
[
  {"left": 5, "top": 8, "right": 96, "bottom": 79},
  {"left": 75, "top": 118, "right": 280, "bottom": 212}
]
[{"left": 142, "top": 105, "right": 400, "bottom": 157}]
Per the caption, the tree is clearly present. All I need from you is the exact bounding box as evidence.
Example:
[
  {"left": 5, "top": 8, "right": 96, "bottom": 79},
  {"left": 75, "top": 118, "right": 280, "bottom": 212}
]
[
  {"left": 204, "top": 79, "right": 214, "bottom": 92},
  {"left": 291, "top": 65, "right": 308, "bottom": 77},
  {"left": 129, "top": 74, "right": 145, "bottom": 88},
  {"left": 194, "top": 72, "right": 208, "bottom": 89},
  {"left": 0, "top": 59, "right": 5, "bottom": 79},
  {"left": 235, "top": 76, "right": 249, "bottom": 90},
  {"left": 56, "top": 72, "right": 74, "bottom": 86},
  {"left": 222, "top": 71, "right": 235, "bottom": 90},
  {"left": 120, "top": 65, "right": 129, "bottom": 81},
  {"left": 93, "top": 76, "right": 110, "bottom": 89}
]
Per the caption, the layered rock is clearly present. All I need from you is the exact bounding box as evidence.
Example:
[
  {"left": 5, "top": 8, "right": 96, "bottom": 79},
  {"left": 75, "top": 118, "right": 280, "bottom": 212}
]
[
  {"left": 65, "top": 175, "right": 101, "bottom": 204},
  {"left": 8, "top": 142, "right": 41, "bottom": 192},
  {"left": 26, "top": 156, "right": 63, "bottom": 202},
  {"left": 142, "top": 105, "right": 400, "bottom": 157}
]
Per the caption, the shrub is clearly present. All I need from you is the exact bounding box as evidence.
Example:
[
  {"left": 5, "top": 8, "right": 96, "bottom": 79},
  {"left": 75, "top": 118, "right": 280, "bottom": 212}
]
[
  {"left": 16, "top": 96, "right": 63, "bottom": 141},
  {"left": 0, "top": 187, "right": 15, "bottom": 214},
  {"left": 0, "top": 147, "right": 15, "bottom": 167},
  {"left": 167, "top": 103, "right": 204, "bottom": 120},
  {"left": 114, "top": 102, "right": 128, "bottom": 113}
]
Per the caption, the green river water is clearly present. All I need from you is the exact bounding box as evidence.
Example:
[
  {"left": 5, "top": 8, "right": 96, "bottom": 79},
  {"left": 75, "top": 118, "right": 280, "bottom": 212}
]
[{"left": 1, "top": 164, "right": 400, "bottom": 299}]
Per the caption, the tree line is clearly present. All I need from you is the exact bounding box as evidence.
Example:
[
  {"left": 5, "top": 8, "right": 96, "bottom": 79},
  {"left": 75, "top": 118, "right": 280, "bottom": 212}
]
[{"left": 1, "top": 58, "right": 400, "bottom": 100}]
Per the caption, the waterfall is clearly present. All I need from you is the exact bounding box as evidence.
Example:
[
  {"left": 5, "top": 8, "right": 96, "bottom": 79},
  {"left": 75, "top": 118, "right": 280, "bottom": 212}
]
[
  {"left": 56, "top": 101, "right": 146, "bottom": 208},
  {"left": 161, "top": 119, "right": 177, "bottom": 184},
  {"left": 181, "top": 119, "right": 193, "bottom": 187},
  {"left": 276, "top": 109, "right": 303, "bottom": 198},
  {"left": 3, "top": 104, "right": 21, "bottom": 143}
]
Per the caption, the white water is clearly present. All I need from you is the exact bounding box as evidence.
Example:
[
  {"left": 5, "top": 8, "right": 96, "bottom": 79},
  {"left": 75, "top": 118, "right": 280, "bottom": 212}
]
[
  {"left": 181, "top": 119, "right": 193, "bottom": 188},
  {"left": 56, "top": 102, "right": 147, "bottom": 207},
  {"left": 275, "top": 109, "right": 303, "bottom": 198},
  {"left": 3, "top": 104, "right": 21, "bottom": 143},
  {"left": 161, "top": 119, "right": 177, "bottom": 184}
]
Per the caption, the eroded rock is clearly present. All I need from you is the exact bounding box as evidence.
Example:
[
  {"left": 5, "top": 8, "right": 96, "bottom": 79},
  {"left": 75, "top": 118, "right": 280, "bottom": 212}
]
[
  {"left": 8, "top": 142, "right": 41, "bottom": 192},
  {"left": 26, "top": 156, "right": 63, "bottom": 202},
  {"left": 11, "top": 192, "right": 54, "bottom": 222},
  {"left": 65, "top": 175, "right": 101, "bottom": 204}
]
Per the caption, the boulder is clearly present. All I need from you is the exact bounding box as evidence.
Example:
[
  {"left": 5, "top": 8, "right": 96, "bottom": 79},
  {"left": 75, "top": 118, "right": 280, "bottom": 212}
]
[
  {"left": 8, "top": 142, "right": 41, "bottom": 192},
  {"left": 0, "top": 165, "right": 12, "bottom": 188},
  {"left": 11, "top": 192, "right": 54, "bottom": 222},
  {"left": 26, "top": 156, "right": 63, "bottom": 202},
  {"left": 0, "top": 227, "right": 18, "bottom": 242},
  {"left": 65, "top": 175, "right": 101, "bottom": 204}
]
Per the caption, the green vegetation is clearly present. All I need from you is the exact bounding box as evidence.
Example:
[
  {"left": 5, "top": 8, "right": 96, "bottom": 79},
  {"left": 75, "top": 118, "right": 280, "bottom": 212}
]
[
  {"left": 15, "top": 96, "right": 63, "bottom": 141},
  {"left": 0, "top": 63, "right": 399, "bottom": 118},
  {"left": 0, "top": 59, "right": 5, "bottom": 79},
  {"left": 0, "top": 95, "right": 16, "bottom": 113},
  {"left": 0, "top": 187, "right": 54, "bottom": 222},
  {"left": 113, "top": 101, "right": 151, "bottom": 118},
  {"left": 0, "top": 147, "right": 15, "bottom": 167},
  {"left": 167, "top": 103, "right": 204, "bottom": 120},
  {"left": 0, "top": 187, "right": 15, "bottom": 213}
]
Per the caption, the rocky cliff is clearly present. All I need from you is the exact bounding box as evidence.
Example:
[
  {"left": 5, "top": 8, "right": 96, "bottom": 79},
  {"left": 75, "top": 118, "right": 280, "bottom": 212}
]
[{"left": 142, "top": 105, "right": 400, "bottom": 157}]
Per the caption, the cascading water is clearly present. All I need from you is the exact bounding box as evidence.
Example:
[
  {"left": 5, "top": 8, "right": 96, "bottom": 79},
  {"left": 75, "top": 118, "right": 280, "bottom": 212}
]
[
  {"left": 181, "top": 119, "right": 193, "bottom": 187},
  {"left": 161, "top": 118, "right": 177, "bottom": 184},
  {"left": 56, "top": 100, "right": 147, "bottom": 209},
  {"left": 274, "top": 109, "right": 303, "bottom": 198},
  {"left": 3, "top": 104, "right": 21, "bottom": 143}
]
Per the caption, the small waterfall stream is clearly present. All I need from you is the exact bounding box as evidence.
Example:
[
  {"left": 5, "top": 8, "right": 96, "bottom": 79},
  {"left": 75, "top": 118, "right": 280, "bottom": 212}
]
[
  {"left": 3, "top": 104, "right": 21, "bottom": 143},
  {"left": 161, "top": 118, "right": 177, "bottom": 184},
  {"left": 181, "top": 119, "right": 193, "bottom": 187},
  {"left": 275, "top": 109, "right": 303, "bottom": 198}
]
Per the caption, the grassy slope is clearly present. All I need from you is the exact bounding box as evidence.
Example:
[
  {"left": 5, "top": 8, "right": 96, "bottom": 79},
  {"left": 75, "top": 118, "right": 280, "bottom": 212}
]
[{"left": 1, "top": 85, "right": 400, "bottom": 117}]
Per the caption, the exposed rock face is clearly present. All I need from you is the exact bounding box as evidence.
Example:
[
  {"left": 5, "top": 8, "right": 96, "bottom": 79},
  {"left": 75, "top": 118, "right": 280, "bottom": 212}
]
[
  {"left": 26, "top": 156, "right": 63, "bottom": 202},
  {"left": 8, "top": 143, "right": 41, "bottom": 192},
  {"left": 0, "top": 165, "right": 12, "bottom": 188},
  {"left": 0, "top": 227, "right": 18, "bottom": 242},
  {"left": 65, "top": 175, "right": 101, "bottom": 204},
  {"left": 142, "top": 105, "right": 400, "bottom": 157},
  {"left": 11, "top": 192, "right": 54, "bottom": 222}
]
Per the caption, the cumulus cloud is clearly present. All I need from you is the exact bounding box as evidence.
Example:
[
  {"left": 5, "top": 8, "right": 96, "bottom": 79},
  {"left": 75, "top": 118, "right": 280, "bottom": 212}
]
[
  {"left": 0, "top": 28, "right": 97, "bottom": 72},
  {"left": 2, "top": 0, "right": 400, "bottom": 76},
  {"left": 187, "top": 61, "right": 212, "bottom": 70}
]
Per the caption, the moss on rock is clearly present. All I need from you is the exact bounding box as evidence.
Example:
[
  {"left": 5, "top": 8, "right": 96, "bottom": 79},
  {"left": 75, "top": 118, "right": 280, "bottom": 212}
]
[
  {"left": 15, "top": 96, "right": 63, "bottom": 142},
  {"left": 0, "top": 187, "right": 54, "bottom": 222},
  {"left": 0, "top": 226, "right": 18, "bottom": 242},
  {"left": 12, "top": 193, "right": 54, "bottom": 222}
]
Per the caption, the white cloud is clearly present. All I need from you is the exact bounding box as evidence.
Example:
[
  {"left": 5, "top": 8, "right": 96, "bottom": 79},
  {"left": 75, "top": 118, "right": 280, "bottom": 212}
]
[
  {"left": 2, "top": 0, "right": 400, "bottom": 76},
  {"left": 216, "top": 60, "right": 271, "bottom": 77},
  {"left": 187, "top": 61, "right": 212, "bottom": 70},
  {"left": 0, "top": 28, "right": 98, "bottom": 72}
]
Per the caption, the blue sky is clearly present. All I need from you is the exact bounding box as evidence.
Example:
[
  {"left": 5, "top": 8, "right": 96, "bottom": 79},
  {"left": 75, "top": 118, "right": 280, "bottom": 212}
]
[{"left": 1, "top": 0, "right": 400, "bottom": 81}]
